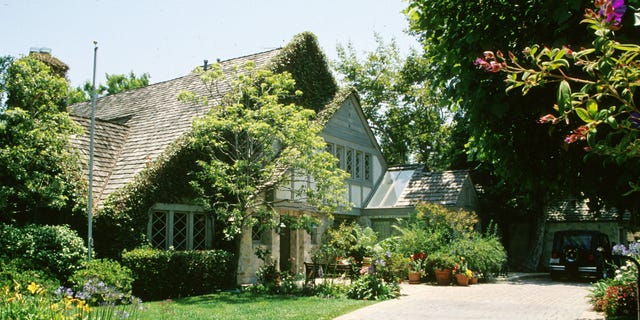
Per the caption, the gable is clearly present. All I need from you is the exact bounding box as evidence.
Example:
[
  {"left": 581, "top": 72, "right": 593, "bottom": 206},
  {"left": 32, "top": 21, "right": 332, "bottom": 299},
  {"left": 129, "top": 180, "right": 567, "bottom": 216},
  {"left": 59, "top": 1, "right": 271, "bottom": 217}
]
[
  {"left": 321, "top": 92, "right": 384, "bottom": 161},
  {"left": 319, "top": 91, "right": 387, "bottom": 210}
]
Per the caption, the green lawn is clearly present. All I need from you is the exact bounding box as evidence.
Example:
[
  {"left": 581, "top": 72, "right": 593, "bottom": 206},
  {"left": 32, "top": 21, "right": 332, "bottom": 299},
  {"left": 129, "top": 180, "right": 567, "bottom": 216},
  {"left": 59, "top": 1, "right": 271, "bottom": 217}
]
[{"left": 137, "top": 292, "right": 377, "bottom": 320}]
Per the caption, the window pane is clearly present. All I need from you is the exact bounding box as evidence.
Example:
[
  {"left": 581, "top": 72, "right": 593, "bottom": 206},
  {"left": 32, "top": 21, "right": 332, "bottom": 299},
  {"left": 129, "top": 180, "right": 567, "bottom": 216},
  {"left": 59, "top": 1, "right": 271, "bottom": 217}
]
[
  {"left": 193, "top": 214, "right": 207, "bottom": 250},
  {"left": 173, "top": 212, "right": 188, "bottom": 250},
  {"left": 364, "top": 153, "right": 371, "bottom": 181},
  {"left": 346, "top": 149, "right": 353, "bottom": 176},
  {"left": 336, "top": 145, "right": 344, "bottom": 169},
  {"left": 355, "top": 151, "right": 362, "bottom": 179},
  {"left": 151, "top": 211, "right": 167, "bottom": 249},
  {"left": 325, "top": 142, "right": 334, "bottom": 154}
]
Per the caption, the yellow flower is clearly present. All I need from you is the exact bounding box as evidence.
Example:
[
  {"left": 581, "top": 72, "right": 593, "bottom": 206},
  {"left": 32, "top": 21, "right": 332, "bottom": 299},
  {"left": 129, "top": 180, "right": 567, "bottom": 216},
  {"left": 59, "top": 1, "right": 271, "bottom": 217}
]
[{"left": 27, "top": 282, "right": 42, "bottom": 294}]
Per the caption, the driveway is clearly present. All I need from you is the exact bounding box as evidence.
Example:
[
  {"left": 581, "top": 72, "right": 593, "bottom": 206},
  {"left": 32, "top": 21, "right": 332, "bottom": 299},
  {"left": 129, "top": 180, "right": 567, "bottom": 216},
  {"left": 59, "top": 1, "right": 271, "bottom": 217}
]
[{"left": 334, "top": 274, "right": 604, "bottom": 320}]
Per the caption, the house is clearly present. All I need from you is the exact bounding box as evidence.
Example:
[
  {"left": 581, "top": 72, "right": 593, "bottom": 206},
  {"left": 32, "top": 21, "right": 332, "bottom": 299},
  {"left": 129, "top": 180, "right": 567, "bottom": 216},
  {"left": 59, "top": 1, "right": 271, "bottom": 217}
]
[{"left": 69, "top": 32, "right": 479, "bottom": 284}]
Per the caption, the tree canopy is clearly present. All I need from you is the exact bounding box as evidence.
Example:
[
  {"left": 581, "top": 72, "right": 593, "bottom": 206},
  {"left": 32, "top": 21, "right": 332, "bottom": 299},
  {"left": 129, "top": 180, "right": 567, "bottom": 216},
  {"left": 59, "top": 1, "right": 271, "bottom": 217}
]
[
  {"left": 179, "top": 61, "right": 349, "bottom": 240},
  {"left": 404, "top": 0, "right": 640, "bottom": 269},
  {"left": 333, "top": 35, "right": 453, "bottom": 169},
  {"left": 67, "top": 71, "right": 150, "bottom": 105},
  {"left": 0, "top": 54, "right": 85, "bottom": 222}
]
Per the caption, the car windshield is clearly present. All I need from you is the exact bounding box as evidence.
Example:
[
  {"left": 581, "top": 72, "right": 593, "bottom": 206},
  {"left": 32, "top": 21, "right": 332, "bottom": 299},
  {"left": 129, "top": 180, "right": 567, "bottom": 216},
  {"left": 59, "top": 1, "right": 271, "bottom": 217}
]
[{"left": 560, "top": 234, "right": 592, "bottom": 250}]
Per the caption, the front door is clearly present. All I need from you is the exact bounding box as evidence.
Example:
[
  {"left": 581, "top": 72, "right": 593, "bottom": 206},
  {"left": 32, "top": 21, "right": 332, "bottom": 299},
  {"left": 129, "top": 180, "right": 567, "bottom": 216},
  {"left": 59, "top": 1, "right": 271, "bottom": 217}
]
[{"left": 279, "top": 227, "right": 291, "bottom": 271}]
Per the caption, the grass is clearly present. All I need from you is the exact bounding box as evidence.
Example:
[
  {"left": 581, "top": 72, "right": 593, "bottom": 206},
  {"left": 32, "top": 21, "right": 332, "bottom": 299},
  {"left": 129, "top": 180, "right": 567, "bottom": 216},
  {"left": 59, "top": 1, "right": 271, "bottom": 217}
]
[{"left": 137, "top": 291, "right": 377, "bottom": 320}]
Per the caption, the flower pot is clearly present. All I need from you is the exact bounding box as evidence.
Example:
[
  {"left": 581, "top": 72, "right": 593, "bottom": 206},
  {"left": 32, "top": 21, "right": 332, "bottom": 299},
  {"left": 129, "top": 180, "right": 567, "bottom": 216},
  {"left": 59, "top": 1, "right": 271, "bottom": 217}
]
[
  {"left": 469, "top": 276, "right": 479, "bottom": 285},
  {"left": 408, "top": 271, "right": 421, "bottom": 284},
  {"left": 434, "top": 268, "right": 452, "bottom": 286},
  {"left": 455, "top": 273, "right": 469, "bottom": 286}
]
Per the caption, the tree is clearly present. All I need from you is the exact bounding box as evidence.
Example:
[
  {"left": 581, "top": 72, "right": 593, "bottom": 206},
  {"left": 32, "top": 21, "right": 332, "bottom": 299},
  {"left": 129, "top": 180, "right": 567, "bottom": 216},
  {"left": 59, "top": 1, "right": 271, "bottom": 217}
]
[
  {"left": 333, "top": 35, "right": 452, "bottom": 168},
  {"left": 179, "top": 61, "right": 349, "bottom": 243},
  {"left": 67, "top": 71, "right": 150, "bottom": 105},
  {"left": 475, "top": 0, "right": 640, "bottom": 193},
  {"left": 0, "top": 54, "right": 85, "bottom": 223},
  {"left": 404, "top": 0, "right": 640, "bottom": 270}
]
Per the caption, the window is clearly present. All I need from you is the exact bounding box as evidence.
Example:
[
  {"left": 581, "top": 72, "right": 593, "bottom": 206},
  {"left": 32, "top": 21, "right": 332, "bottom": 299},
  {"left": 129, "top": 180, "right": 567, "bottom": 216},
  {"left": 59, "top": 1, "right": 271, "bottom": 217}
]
[
  {"left": 346, "top": 149, "right": 353, "bottom": 176},
  {"left": 355, "top": 151, "right": 362, "bottom": 179},
  {"left": 310, "top": 225, "right": 319, "bottom": 245},
  {"left": 364, "top": 153, "right": 372, "bottom": 181},
  {"left": 326, "top": 142, "right": 334, "bottom": 154},
  {"left": 335, "top": 145, "right": 344, "bottom": 169},
  {"left": 148, "top": 204, "right": 211, "bottom": 250}
]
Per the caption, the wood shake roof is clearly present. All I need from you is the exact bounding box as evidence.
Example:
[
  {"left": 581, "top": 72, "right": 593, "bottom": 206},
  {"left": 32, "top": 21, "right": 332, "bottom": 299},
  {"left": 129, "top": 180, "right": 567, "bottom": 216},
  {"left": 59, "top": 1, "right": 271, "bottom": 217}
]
[
  {"left": 68, "top": 49, "right": 281, "bottom": 206},
  {"left": 547, "top": 198, "right": 631, "bottom": 222},
  {"left": 397, "top": 166, "right": 470, "bottom": 207},
  {"left": 366, "top": 165, "right": 472, "bottom": 209}
]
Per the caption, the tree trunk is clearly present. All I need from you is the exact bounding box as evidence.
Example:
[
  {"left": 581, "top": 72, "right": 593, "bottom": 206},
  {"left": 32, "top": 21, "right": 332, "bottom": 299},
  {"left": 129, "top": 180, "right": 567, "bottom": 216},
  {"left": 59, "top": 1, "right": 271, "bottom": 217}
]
[{"left": 522, "top": 210, "right": 546, "bottom": 272}]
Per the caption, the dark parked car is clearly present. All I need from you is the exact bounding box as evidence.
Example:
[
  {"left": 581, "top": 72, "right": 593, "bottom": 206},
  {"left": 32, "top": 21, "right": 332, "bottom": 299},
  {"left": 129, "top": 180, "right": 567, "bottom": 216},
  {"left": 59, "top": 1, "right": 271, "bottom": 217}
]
[{"left": 549, "top": 230, "right": 612, "bottom": 280}]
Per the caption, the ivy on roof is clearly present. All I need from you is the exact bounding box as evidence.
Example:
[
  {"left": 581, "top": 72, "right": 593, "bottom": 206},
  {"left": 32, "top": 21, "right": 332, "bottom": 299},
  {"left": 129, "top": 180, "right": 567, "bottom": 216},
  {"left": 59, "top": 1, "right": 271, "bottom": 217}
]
[{"left": 269, "top": 32, "right": 337, "bottom": 113}]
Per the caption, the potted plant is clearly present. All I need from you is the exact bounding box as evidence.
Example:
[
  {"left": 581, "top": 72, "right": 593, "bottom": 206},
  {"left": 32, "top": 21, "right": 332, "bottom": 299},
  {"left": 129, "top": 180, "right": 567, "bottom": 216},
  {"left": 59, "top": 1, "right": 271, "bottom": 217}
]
[
  {"left": 453, "top": 256, "right": 473, "bottom": 286},
  {"left": 426, "top": 251, "right": 455, "bottom": 285},
  {"left": 408, "top": 252, "right": 427, "bottom": 284}
]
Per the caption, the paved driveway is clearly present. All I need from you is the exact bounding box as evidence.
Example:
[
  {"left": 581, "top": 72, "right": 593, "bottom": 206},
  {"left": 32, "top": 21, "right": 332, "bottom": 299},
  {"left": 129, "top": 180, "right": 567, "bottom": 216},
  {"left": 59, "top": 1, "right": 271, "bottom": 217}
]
[{"left": 335, "top": 274, "right": 604, "bottom": 320}]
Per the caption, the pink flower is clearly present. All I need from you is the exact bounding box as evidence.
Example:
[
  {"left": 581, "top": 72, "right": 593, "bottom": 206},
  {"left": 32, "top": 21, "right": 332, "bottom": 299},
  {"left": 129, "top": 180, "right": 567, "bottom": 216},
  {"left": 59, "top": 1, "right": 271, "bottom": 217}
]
[
  {"left": 564, "top": 126, "right": 589, "bottom": 144},
  {"left": 538, "top": 114, "right": 559, "bottom": 124}
]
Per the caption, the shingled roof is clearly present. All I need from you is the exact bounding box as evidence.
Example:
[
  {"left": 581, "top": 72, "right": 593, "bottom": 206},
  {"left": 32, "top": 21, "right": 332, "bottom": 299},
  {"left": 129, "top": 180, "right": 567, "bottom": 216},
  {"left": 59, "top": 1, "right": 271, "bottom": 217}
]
[
  {"left": 366, "top": 165, "right": 474, "bottom": 209},
  {"left": 69, "top": 115, "right": 130, "bottom": 204},
  {"left": 69, "top": 49, "right": 281, "bottom": 206},
  {"left": 546, "top": 198, "right": 631, "bottom": 222}
]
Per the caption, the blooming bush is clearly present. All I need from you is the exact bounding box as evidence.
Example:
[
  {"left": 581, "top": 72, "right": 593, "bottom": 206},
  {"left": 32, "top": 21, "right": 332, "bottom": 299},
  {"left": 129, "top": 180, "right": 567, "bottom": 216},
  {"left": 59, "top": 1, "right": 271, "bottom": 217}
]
[
  {"left": 475, "top": 0, "right": 640, "bottom": 193},
  {"left": 0, "top": 280, "right": 143, "bottom": 319},
  {"left": 409, "top": 252, "right": 427, "bottom": 275},
  {"left": 601, "top": 283, "right": 637, "bottom": 317},
  {"left": 590, "top": 241, "right": 639, "bottom": 316},
  {"left": 69, "top": 258, "right": 134, "bottom": 299}
]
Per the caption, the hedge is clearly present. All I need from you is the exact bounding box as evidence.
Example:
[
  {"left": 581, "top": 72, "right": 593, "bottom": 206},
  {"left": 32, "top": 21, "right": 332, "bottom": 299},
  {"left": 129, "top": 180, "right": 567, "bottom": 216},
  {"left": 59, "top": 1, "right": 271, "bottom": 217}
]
[{"left": 121, "top": 247, "right": 234, "bottom": 301}]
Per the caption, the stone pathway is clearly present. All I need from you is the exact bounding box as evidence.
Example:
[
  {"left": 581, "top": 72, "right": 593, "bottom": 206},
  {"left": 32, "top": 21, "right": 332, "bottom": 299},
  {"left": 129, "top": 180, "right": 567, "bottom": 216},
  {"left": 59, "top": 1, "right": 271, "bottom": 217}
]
[{"left": 334, "top": 274, "right": 604, "bottom": 320}]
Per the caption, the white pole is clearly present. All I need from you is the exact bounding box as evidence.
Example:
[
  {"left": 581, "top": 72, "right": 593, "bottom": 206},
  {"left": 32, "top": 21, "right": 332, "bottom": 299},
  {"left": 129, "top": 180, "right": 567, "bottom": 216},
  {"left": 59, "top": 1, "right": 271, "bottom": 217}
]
[{"left": 87, "top": 41, "right": 98, "bottom": 261}]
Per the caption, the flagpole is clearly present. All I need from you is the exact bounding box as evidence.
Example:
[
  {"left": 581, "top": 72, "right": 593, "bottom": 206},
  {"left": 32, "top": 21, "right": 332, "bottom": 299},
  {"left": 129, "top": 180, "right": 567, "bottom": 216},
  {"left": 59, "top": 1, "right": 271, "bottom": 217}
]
[{"left": 88, "top": 41, "right": 98, "bottom": 261}]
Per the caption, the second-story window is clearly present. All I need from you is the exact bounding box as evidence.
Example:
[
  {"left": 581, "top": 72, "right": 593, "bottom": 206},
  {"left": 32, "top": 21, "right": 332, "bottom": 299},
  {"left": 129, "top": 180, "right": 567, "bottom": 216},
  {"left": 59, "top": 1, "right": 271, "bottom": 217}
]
[
  {"left": 346, "top": 149, "right": 353, "bottom": 176},
  {"left": 355, "top": 151, "right": 362, "bottom": 179}
]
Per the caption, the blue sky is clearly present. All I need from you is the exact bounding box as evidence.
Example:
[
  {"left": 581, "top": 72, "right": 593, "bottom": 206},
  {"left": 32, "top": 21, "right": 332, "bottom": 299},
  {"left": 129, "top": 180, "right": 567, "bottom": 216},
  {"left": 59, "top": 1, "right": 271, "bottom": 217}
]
[{"left": 1, "top": 0, "right": 420, "bottom": 87}]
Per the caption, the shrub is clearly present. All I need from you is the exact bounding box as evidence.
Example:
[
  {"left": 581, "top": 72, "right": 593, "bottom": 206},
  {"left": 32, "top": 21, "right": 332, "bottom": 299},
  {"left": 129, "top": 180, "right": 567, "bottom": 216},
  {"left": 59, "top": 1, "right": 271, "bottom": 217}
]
[
  {"left": 601, "top": 283, "right": 637, "bottom": 317},
  {"left": 0, "top": 223, "right": 87, "bottom": 282},
  {"left": 450, "top": 234, "right": 507, "bottom": 277},
  {"left": 308, "top": 281, "right": 348, "bottom": 298},
  {"left": 424, "top": 251, "right": 456, "bottom": 271},
  {"left": 346, "top": 273, "right": 399, "bottom": 300},
  {"left": 314, "top": 222, "right": 378, "bottom": 265},
  {"left": 121, "top": 247, "right": 234, "bottom": 301},
  {"left": 69, "top": 258, "right": 134, "bottom": 297},
  {"left": 0, "top": 259, "right": 60, "bottom": 291}
]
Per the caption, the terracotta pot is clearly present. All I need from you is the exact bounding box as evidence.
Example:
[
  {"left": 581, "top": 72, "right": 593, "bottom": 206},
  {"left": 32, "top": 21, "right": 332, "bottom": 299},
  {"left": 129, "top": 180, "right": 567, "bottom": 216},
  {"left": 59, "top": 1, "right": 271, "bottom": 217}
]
[
  {"left": 408, "top": 271, "right": 421, "bottom": 284},
  {"left": 455, "top": 273, "right": 469, "bottom": 286},
  {"left": 434, "top": 268, "right": 452, "bottom": 286},
  {"left": 469, "top": 276, "right": 479, "bottom": 284}
]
